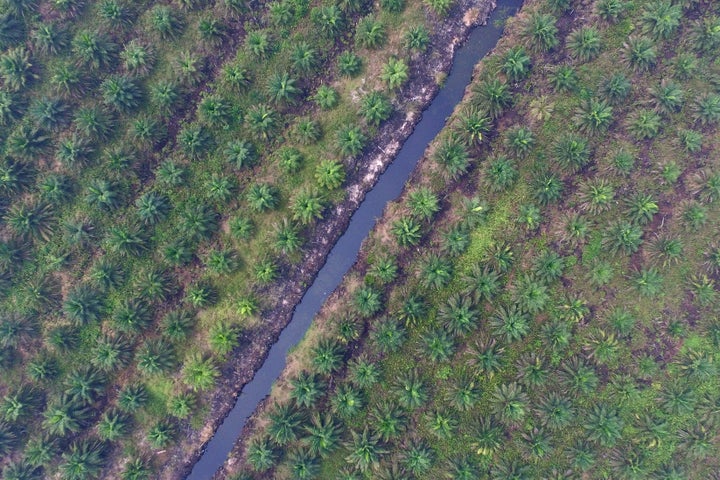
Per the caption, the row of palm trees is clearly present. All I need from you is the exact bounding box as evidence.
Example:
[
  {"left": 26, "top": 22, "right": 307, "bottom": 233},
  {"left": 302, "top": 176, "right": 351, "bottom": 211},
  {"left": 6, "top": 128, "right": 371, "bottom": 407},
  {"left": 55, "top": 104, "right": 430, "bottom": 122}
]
[{"left": 230, "top": 0, "right": 720, "bottom": 477}]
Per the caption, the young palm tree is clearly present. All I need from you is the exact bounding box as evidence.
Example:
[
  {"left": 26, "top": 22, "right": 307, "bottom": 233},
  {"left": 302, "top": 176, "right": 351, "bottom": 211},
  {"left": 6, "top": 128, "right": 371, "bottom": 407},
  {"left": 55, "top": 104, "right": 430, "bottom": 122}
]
[
  {"left": 311, "top": 337, "right": 344, "bottom": 375},
  {"left": 491, "top": 304, "right": 530, "bottom": 343},
  {"left": 368, "top": 256, "right": 398, "bottom": 284},
  {"left": 583, "top": 404, "right": 624, "bottom": 447},
  {"left": 198, "top": 17, "right": 226, "bottom": 46},
  {"left": 246, "top": 437, "right": 277, "bottom": 472},
  {"left": 0, "top": 384, "right": 42, "bottom": 423},
  {"left": 97, "top": 408, "right": 131, "bottom": 441},
  {"left": 267, "top": 402, "right": 304, "bottom": 446},
  {"left": 42, "top": 393, "right": 90, "bottom": 436},
  {"left": 101, "top": 75, "right": 142, "bottom": 113},
  {"left": 64, "top": 365, "right": 106, "bottom": 404},
  {"left": 348, "top": 356, "right": 381, "bottom": 388},
  {"left": 454, "top": 107, "right": 492, "bottom": 147},
  {"left": 302, "top": 412, "right": 342, "bottom": 459},
  {"left": 112, "top": 298, "right": 151, "bottom": 335},
  {"left": 354, "top": 285, "right": 382, "bottom": 318},
  {"left": 419, "top": 254, "right": 453, "bottom": 290},
  {"left": 504, "top": 126, "right": 535, "bottom": 158},
  {"left": 523, "top": 11, "right": 558, "bottom": 53},
  {"left": 183, "top": 353, "right": 219, "bottom": 391},
  {"left": 157, "top": 311, "right": 191, "bottom": 343},
  {"left": 692, "top": 93, "right": 720, "bottom": 126},
  {"left": 245, "top": 103, "right": 278, "bottom": 141},
  {"left": 331, "top": 383, "right": 364, "bottom": 418},
  {"left": 404, "top": 25, "right": 430, "bottom": 53},
  {"left": 359, "top": 91, "right": 392, "bottom": 127},
  {"left": 148, "top": 5, "right": 184, "bottom": 39},
  {"left": 394, "top": 369, "right": 428, "bottom": 409},
  {"left": 311, "top": 5, "right": 345, "bottom": 38},
  {"left": 207, "top": 321, "right": 239, "bottom": 356},
  {"left": 62, "top": 285, "right": 103, "bottom": 326},
  {"left": 552, "top": 134, "right": 591, "bottom": 173},
  {"left": 438, "top": 294, "right": 478, "bottom": 337},
  {"left": 147, "top": 418, "right": 176, "bottom": 449},
  {"left": 91, "top": 334, "right": 132, "bottom": 372},
  {"left": 59, "top": 438, "right": 107, "bottom": 480},
  {"left": 567, "top": 27, "right": 602, "bottom": 62},
  {"left": 117, "top": 383, "right": 148, "bottom": 412},
  {"left": 356, "top": 15, "right": 386, "bottom": 49},
  {"left": 574, "top": 97, "right": 613, "bottom": 135},
  {"left": 179, "top": 125, "right": 212, "bottom": 159},
  {"left": 370, "top": 318, "right": 406, "bottom": 354},
  {"left": 381, "top": 57, "right": 409, "bottom": 90},
  {"left": 441, "top": 224, "right": 470, "bottom": 257},
  {"left": 462, "top": 265, "right": 501, "bottom": 304},
  {"left": 425, "top": 409, "right": 457, "bottom": 440},
  {"left": 345, "top": 428, "right": 387, "bottom": 474},
  {"left": 641, "top": 0, "right": 681, "bottom": 40},
  {"left": 122, "top": 458, "right": 152, "bottom": 480},
  {"left": 501, "top": 46, "right": 531, "bottom": 82},
  {"left": 337, "top": 51, "right": 362, "bottom": 77},
  {"left": 627, "top": 109, "right": 662, "bottom": 140},
  {"left": 491, "top": 382, "right": 528, "bottom": 426},
  {"left": 483, "top": 155, "right": 518, "bottom": 193},
  {"left": 289, "top": 371, "right": 326, "bottom": 408},
  {"left": 536, "top": 392, "right": 575, "bottom": 431},
  {"left": 245, "top": 30, "right": 273, "bottom": 59},
  {"left": 595, "top": 0, "right": 628, "bottom": 23},
  {"left": 267, "top": 71, "right": 301, "bottom": 105},
  {"left": 136, "top": 339, "right": 177, "bottom": 375},
  {"left": 401, "top": 440, "right": 434, "bottom": 476},
  {"left": 291, "top": 188, "right": 326, "bottom": 225},
  {"left": 434, "top": 136, "right": 469, "bottom": 180},
  {"left": 473, "top": 78, "right": 512, "bottom": 119},
  {"left": 622, "top": 35, "right": 657, "bottom": 72},
  {"left": 422, "top": 328, "right": 455, "bottom": 362},
  {"left": 560, "top": 357, "right": 599, "bottom": 396},
  {"left": 407, "top": 187, "right": 439, "bottom": 221},
  {"left": 624, "top": 192, "right": 658, "bottom": 225}
]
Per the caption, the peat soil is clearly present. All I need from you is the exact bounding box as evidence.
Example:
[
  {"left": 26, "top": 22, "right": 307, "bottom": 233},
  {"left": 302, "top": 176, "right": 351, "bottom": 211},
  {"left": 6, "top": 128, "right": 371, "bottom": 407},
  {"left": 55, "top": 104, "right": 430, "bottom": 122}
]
[{"left": 161, "top": 1, "right": 498, "bottom": 478}]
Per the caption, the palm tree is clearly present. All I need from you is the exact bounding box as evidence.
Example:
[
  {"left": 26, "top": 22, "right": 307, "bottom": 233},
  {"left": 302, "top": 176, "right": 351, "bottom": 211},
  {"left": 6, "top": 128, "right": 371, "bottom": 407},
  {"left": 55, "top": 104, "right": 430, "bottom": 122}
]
[
  {"left": 97, "top": 408, "right": 131, "bottom": 441},
  {"left": 491, "top": 382, "right": 528, "bottom": 426},
  {"left": 404, "top": 25, "right": 430, "bottom": 53},
  {"left": 473, "top": 78, "right": 512, "bottom": 119},
  {"left": 245, "top": 183, "right": 278, "bottom": 212},
  {"left": 29, "top": 96, "right": 70, "bottom": 132},
  {"left": 147, "top": 418, "right": 175, "bottom": 449},
  {"left": 288, "top": 42, "right": 319, "bottom": 75},
  {"left": 112, "top": 298, "right": 151, "bottom": 335},
  {"left": 419, "top": 254, "right": 453, "bottom": 290},
  {"left": 0, "top": 47, "right": 35, "bottom": 91},
  {"left": 501, "top": 46, "right": 531, "bottom": 82},
  {"left": 402, "top": 440, "right": 434, "bottom": 476},
  {"left": 348, "top": 356, "right": 380, "bottom": 388},
  {"left": 208, "top": 321, "right": 238, "bottom": 355},
  {"left": 91, "top": 334, "right": 132, "bottom": 372},
  {"left": 438, "top": 294, "right": 478, "bottom": 337},
  {"left": 117, "top": 383, "right": 148, "bottom": 412},
  {"left": 311, "top": 337, "right": 344, "bottom": 375},
  {"left": 136, "top": 339, "right": 177, "bottom": 375},
  {"left": 426, "top": 409, "right": 457, "bottom": 440},
  {"left": 335, "top": 125, "right": 366, "bottom": 158},
  {"left": 370, "top": 402, "right": 407, "bottom": 442},
  {"left": 179, "top": 124, "right": 212, "bottom": 159},
  {"left": 641, "top": 0, "right": 681, "bottom": 40},
  {"left": 6, "top": 200, "right": 55, "bottom": 242},
  {"left": 483, "top": 155, "right": 518, "bottom": 192},
  {"left": 485, "top": 242, "right": 514, "bottom": 273},
  {"left": 245, "top": 30, "right": 273, "bottom": 58},
  {"left": 449, "top": 375, "right": 480, "bottom": 412},
  {"left": 624, "top": 192, "right": 658, "bottom": 225},
  {"left": 595, "top": 0, "right": 627, "bottom": 23},
  {"left": 204, "top": 174, "right": 235, "bottom": 203},
  {"left": 122, "top": 458, "right": 152, "bottom": 480},
  {"left": 289, "top": 371, "right": 326, "bottom": 408},
  {"left": 513, "top": 274, "right": 549, "bottom": 314},
  {"left": 2, "top": 459, "right": 43, "bottom": 480},
  {"left": 381, "top": 57, "right": 409, "bottom": 90},
  {"left": 0, "top": 90, "right": 24, "bottom": 126},
  {"left": 692, "top": 93, "right": 720, "bottom": 126},
  {"left": 394, "top": 369, "right": 428, "bottom": 409},
  {"left": 222, "top": 62, "right": 251, "bottom": 92},
  {"left": 567, "top": 27, "right": 602, "bottom": 62},
  {"left": 106, "top": 224, "right": 148, "bottom": 257},
  {"left": 584, "top": 404, "right": 623, "bottom": 447},
  {"left": 331, "top": 383, "right": 364, "bottom": 418},
  {"left": 345, "top": 428, "right": 386, "bottom": 473},
  {"left": 622, "top": 35, "right": 657, "bottom": 71},
  {"left": 441, "top": 224, "right": 470, "bottom": 257},
  {"left": 462, "top": 265, "right": 501, "bottom": 304},
  {"left": 89, "top": 258, "right": 124, "bottom": 291},
  {"left": 354, "top": 285, "right": 382, "bottom": 318},
  {"left": 548, "top": 65, "right": 577, "bottom": 93},
  {"left": 63, "top": 285, "right": 104, "bottom": 325},
  {"left": 434, "top": 136, "right": 469, "bottom": 179},
  {"left": 574, "top": 97, "right": 613, "bottom": 134},
  {"left": 42, "top": 393, "right": 90, "bottom": 436},
  {"left": 560, "top": 357, "right": 598, "bottom": 396},
  {"left": 73, "top": 106, "right": 114, "bottom": 141},
  {"left": 245, "top": 103, "right": 278, "bottom": 140},
  {"left": 536, "top": 392, "right": 574, "bottom": 431},
  {"left": 198, "top": 17, "right": 226, "bottom": 46},
  {"left": 369, "top": 256, "right": 398, "bottom": 284},
  {"left": 64, "top": 366, "right": 106, "bottom": 404},
  {"left": 289, "top": 188, "right": 325, "bottom": 225},
  {"left": 0, "top": 384, "right": 42, "bottom": 422},
  {"left": 59, "top": 438, "right": 107, "bottom": 480},
  {"left": 356, "top": 15, "right": 386, "bottom": 49},
  {"left": 627, "top": 109, "right": 662, "bottom": 140},
  {"left": 274, "top": 218, "right": 303, "bottom": 254},
  {"left": 422, "top": 328, "right": 455, "bottom": 362},
  {"left": 311, "top": 5, "right": 345, "bottom": 38},
  {"left": 552, "top": 134, "right": 591, "bottom": 173},
  {"left": 504, "top": 126, "right": 534, "bottom": 157},
  {"left": 359, "top": 91, "right": 392, "bottom": 127},
  {"left": 246, "top": 437, "right": 277, "bottom": 472},
  {"left": 150, "top": 81, "right": 180, "bottom": 115},
  {"left": 370, "top": 318, "right": 406, "bottom": 354},
  {"left": 491, "top": 304, "right": 530, "bottom": 342},
  {"left": 149, "top": 5, "right": 184, "bottom": 39},
  {"left": 223, "top": 140, "right": 256, "bottom": 171},
  {"left": 425, "top": 0, "right": 452, "bottom": 16},
  {"left": 101, "top": 75, "right": 142, "bottom": 112},
  {"left": 407, "top": 187, "right": 439, "bottom": 221},
  {"left": 27, "top": 354, "right": 59, "bottom": 382},
  {"left": 337, "top": 51, "right": 362, "bottom": 77},
  {"left": 267, "top": 403, "right": 304, "bottom": 446},
  {"left": 577, "top": 179, "right": 614, "bottom": 215},
  {"left": 120, "top": 40, "right": 154, "bottom": 77},
  {"left": 523, "top": 11, "right": 558, "bottom": 53},
  {"left": 178, "top": 202, "right": 217, "bottom": 242},
  {"left": 161, "top": 310, "right": 195, "bottom": 341},
  {"left": 533, "top": 172, "right": 563, "bottom": 205},
  {"left": 183, "top": 353, "right": 219, "bottom": 391},
  {"left": 650, "top": 79, "right": 684, "bottom": 115},
  {"left": 97, "top": 0, "right": 134, "bottom": 29},
  {"left": 267, "top": 71, "right": 301, "bottom": 105}
]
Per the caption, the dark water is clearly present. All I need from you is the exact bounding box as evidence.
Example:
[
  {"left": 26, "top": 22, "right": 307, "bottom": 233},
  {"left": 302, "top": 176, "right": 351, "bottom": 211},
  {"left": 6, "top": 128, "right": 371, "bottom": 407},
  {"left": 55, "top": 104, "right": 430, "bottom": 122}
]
[{"left": 186, "top": 1, "right": 523, "bottom": 477}]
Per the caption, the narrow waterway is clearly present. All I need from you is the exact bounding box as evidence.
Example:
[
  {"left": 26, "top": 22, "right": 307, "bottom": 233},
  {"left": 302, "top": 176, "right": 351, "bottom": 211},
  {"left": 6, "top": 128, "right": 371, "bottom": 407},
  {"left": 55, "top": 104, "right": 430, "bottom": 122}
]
[{"left": 186, "top": 1, "right": 523, "bottom": 477}]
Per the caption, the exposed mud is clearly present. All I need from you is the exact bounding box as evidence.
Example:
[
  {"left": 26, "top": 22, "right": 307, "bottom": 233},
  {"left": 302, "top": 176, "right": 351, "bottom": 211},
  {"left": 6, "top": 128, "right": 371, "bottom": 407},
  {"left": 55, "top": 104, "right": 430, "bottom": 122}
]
[{"left": 161, "top": 1, "right": 499, "bottom": 479}]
